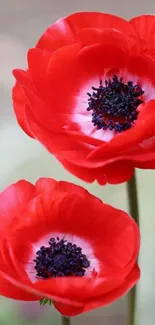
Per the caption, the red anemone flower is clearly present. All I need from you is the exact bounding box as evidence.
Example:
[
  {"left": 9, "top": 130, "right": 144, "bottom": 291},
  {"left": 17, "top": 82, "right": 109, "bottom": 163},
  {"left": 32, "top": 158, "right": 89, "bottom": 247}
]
[
  {"left": 0, "top": 178, "right": 140, "bottom": 316},
  {"left": 12, "top": 13, "right": 155, "bottom": 185}
]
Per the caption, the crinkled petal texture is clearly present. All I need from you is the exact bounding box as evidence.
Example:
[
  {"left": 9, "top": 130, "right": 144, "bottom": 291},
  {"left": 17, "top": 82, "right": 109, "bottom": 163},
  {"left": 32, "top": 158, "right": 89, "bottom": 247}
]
[
  {"left": 0, "top": 178, "right": 140, "bottom": 316},
  {"left": 12, "top": 12, "right": 155, "bottom": 184}
]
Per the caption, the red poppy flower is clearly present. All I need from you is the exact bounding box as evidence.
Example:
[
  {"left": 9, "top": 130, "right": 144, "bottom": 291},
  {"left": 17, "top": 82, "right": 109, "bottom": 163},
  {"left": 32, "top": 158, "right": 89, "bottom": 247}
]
[
  {"left": 0, "top": 178, "right": 140, "bottom": 316},
  {"left": 12, "top": 13, "right": 155, "bottom": 185}
]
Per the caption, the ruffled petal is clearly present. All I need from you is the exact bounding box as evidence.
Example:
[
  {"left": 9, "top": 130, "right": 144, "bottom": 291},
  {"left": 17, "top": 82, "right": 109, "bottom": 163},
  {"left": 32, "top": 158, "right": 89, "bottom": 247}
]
[
  {"left": 77, "top": 28, "right": 133, "bottom": 52},
  {"left": 35, "top": 177, "right": 89, "bottom": 198},
  {"left": 12, "top": 70, "right": 33, "bottom": 91},
  {"left": 104, "top": 161, "right": 134, "bottom": 184},
  {"left": 57, "top": 200, "right": 139, "bottom": 273},
  {"left": 130, "top": 15, "right": 155, "bottom": 45},
  {"left": 54, "top": 264, "right": 140, "bottom": 316},
  {"left": 54, "top": 301, "right": 84, "bottom": 316},
  {"left": 24, "top": 44, "right": 81, "bottom": 130},
  {"left": 66, "top": 12, "right": 133, "bottom": 35},
  {"left": 128, "top": 54, "right": 155, "bottom": 86},
  {"left": 34, "top": 275, "right": 124, "bottom": 304},
  {"left": 129, "top": 15, "right": 155, "bottom": 57},
  {"left": 27, "top": 48, "right": 52, "bottom": 101},
  {"left": 0, "top": 240, "right": 38, "bottom": 301},
  {"left": 36, "top": 17, "right": 76, "bottom": 51},
  {"left": 57, "top": 158, "right": 107, "bottom": 184},
  {"left": 82, "top": 264, "right": 140, "bottom": 314},
  {"left": 47, "top": 43, "right": 81, "bottom": 113},
  {"left": 12, "top": 83, "right": 34, "bottom": 137},
  {"left": 0, "top": 180, "right": 34, "bottom": 234},
  {"left": 36, "top": 12, "right": 135, "bottom": 51},
  {"left": 0, "top": 276, "right": 38, "bottom": 301},
  {"left": 77, "top": 41, "right": 129, "bottom": 75},
  {"left": 88, "top": 100, "right": 155, "bottom": 163},
  {"left": 24, "top": 106, "right": 92, "bottom": 160},
  {"left": 58, "top": 158, "right": 134, "bottom": 185},
  {"left": 0, "top": 269, "right": 82, "bottom": 306}
]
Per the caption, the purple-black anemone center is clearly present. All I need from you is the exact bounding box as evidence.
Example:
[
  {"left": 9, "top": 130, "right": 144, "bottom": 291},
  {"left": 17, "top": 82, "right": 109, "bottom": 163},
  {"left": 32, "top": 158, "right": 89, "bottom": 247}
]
[
  {"left": 34, "top": 237, "right": 90, "bottom": 278},
  {"left": 87, "top": 75, "right": 144, "bottom": 133}
]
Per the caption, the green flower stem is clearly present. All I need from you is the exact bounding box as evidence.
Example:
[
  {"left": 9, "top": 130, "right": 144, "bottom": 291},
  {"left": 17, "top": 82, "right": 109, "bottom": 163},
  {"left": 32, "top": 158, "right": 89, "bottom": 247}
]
[
  {"left": 127, "top": 173, "right": 139, "bottom": 225},
  {"left": 61, "top": 316, "right": 70, "bottom": 325},
  {"left": 127, "top": 172, "right": 139, "bottom": 325}
]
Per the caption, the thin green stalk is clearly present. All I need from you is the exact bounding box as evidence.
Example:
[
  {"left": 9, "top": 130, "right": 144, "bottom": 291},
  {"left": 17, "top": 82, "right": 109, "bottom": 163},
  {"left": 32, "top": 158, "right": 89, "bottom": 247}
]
[
  {"left": 127, "top": 173, "right": 139, "bottom": 225},
  {"left": 61, "top": 316, "right": 70, "bottom": 325},
  {"left": 127, "top": 172, "right": 139, "bottom": 325}
]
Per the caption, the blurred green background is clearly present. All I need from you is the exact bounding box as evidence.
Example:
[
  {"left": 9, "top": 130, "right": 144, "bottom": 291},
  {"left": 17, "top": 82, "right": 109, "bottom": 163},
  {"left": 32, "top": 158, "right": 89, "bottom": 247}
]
[{"left": 0, "top": 0, "right": 155, "bottom": 324}]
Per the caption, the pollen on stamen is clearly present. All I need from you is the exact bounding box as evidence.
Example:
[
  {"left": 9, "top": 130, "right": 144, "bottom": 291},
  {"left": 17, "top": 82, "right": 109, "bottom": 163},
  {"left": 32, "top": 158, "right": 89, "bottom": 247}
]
[
  {"left": 87, "top": 75, "right": 144, "bottom": 133},
  {"left": 33, "top": 237, "right": 90, "bottom": 278}
]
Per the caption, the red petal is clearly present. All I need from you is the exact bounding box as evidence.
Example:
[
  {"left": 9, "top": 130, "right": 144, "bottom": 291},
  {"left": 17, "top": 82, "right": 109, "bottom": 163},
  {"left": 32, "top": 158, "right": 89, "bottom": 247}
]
[
  {"left": 14, "top": 67, "right": 56, "bottom": 130},
  {"left": 57, "top": 158, "right": 106, "bottom": 184},
  {"left": 89, "top": 100, "right": 155, "bottom": 163},
  {"left": 77, "top": 42, "right": 129, "bottom": 75},
  {"left": 130, "top": 15, "right": 155, "bottom": 45},
  {"left": 12, "top": 83, "right": 34, "bottom": 137},
  {"left": 0, "top": 269, "right": 82, "bottom": 306},
  {"left": 58, "top": 158, "right": 134, "bottom": 185},
  {"left": 46, "top": 40, "right": 129, "bottom": 126},
  {"left": 0, "top": 180, "right": 34, "bottom": 234},
  {"left": 129, "top": 15, "right": 155, "bottom": 57},
  {"left": 54, "top": 264, "right": 140, "bottom": 316},
  {"left": 36, "top": 17, "right": 76, "bottom": 51},
  {"left": 23, "top": 90, "right": 59, "bottom": 131},
  {"left": 77, "top": 28, "right": 130, "bottom": 75},
  {"left": 34, "top": 275, "right": 124, "bottom": 304},
  {"left": 77, "top": 28, "right": 132, "bottom": 49},
  {"left": 27, "top": 48, "right": 52, "bottom": 101},
  {"left": 24, "top": 107, "right": 91, "bottom": 161},
  {"left": 12, "top": 69, "right": 33, "bottom": 91},
  {"left": 24, "top": 96, "right": 155, "bottom": 183},
  {"left": 24, "top": 93, "right": 155, "bottom": 177},
  {"left": 83, "top": 264, "right": 140, "bottom": 314},
  {"left": 25, "top": 44, "right": 81, "bottom": 129},
  {"left": 35, "top": 177, "right": 89, "bottom": 198},
  {"left": 11, "top": 195, "right": 51, "bottom": 243},
  {"left": 0, "top": 240, "right": 38, "bottom": 301},
  {"left": 128, "top": 54, "right": 155, "bottom": 85},
  {"left": 56, "top": 200, "right": 139, "bottom": 272},
  {"left": 104, "top": 161, "right": 134, "bottom": 184},
  {"left": 47, "top": 43, "right": 81, "bottom": 103},
  {"left": 35, "top": 178, "right": 57, "bottom": 195},
  {"left": 0, "top": 276, "right": 38, "bottom": 301},
  {"left": 36, "top": 12, "right": 135, "bottom": 51},
  {"left": 66, "top": 12, "right": 134, "bottom": 36},
  {"left": 54, "top": 301, "right": 84, "bottom": 316}
]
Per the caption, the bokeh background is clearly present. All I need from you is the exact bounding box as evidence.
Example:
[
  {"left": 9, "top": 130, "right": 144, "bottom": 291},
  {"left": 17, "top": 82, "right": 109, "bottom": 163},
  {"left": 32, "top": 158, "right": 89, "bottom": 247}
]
[{"left": 0, "top": 0, "right": 155, "bottom": 324}]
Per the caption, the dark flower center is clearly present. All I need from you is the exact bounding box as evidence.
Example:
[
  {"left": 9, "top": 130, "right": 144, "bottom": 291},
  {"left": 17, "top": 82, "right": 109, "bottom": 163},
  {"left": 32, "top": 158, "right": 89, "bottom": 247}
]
[
  {"left": 87, "top": 75, "right": 144, "bottom": 132},
  {"left": 33, "top": 237, "right": 90, "bottom": 278}
]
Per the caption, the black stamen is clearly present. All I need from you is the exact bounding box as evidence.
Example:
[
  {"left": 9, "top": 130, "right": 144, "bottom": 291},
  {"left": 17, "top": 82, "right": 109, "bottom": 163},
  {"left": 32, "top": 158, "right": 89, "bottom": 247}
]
[
  {"left": 33, "top": 237, "right": 90, "bottom": 278},
  {"left": 87, "top": 75, "right": 144, "bottom": 133}
]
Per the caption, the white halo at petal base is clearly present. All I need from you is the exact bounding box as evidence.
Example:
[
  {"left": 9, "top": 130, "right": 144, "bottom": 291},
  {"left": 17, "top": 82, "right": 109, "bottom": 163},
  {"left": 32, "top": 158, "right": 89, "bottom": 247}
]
[{"left": 26, "top": 232, "right": 100, "bottom": 283}]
